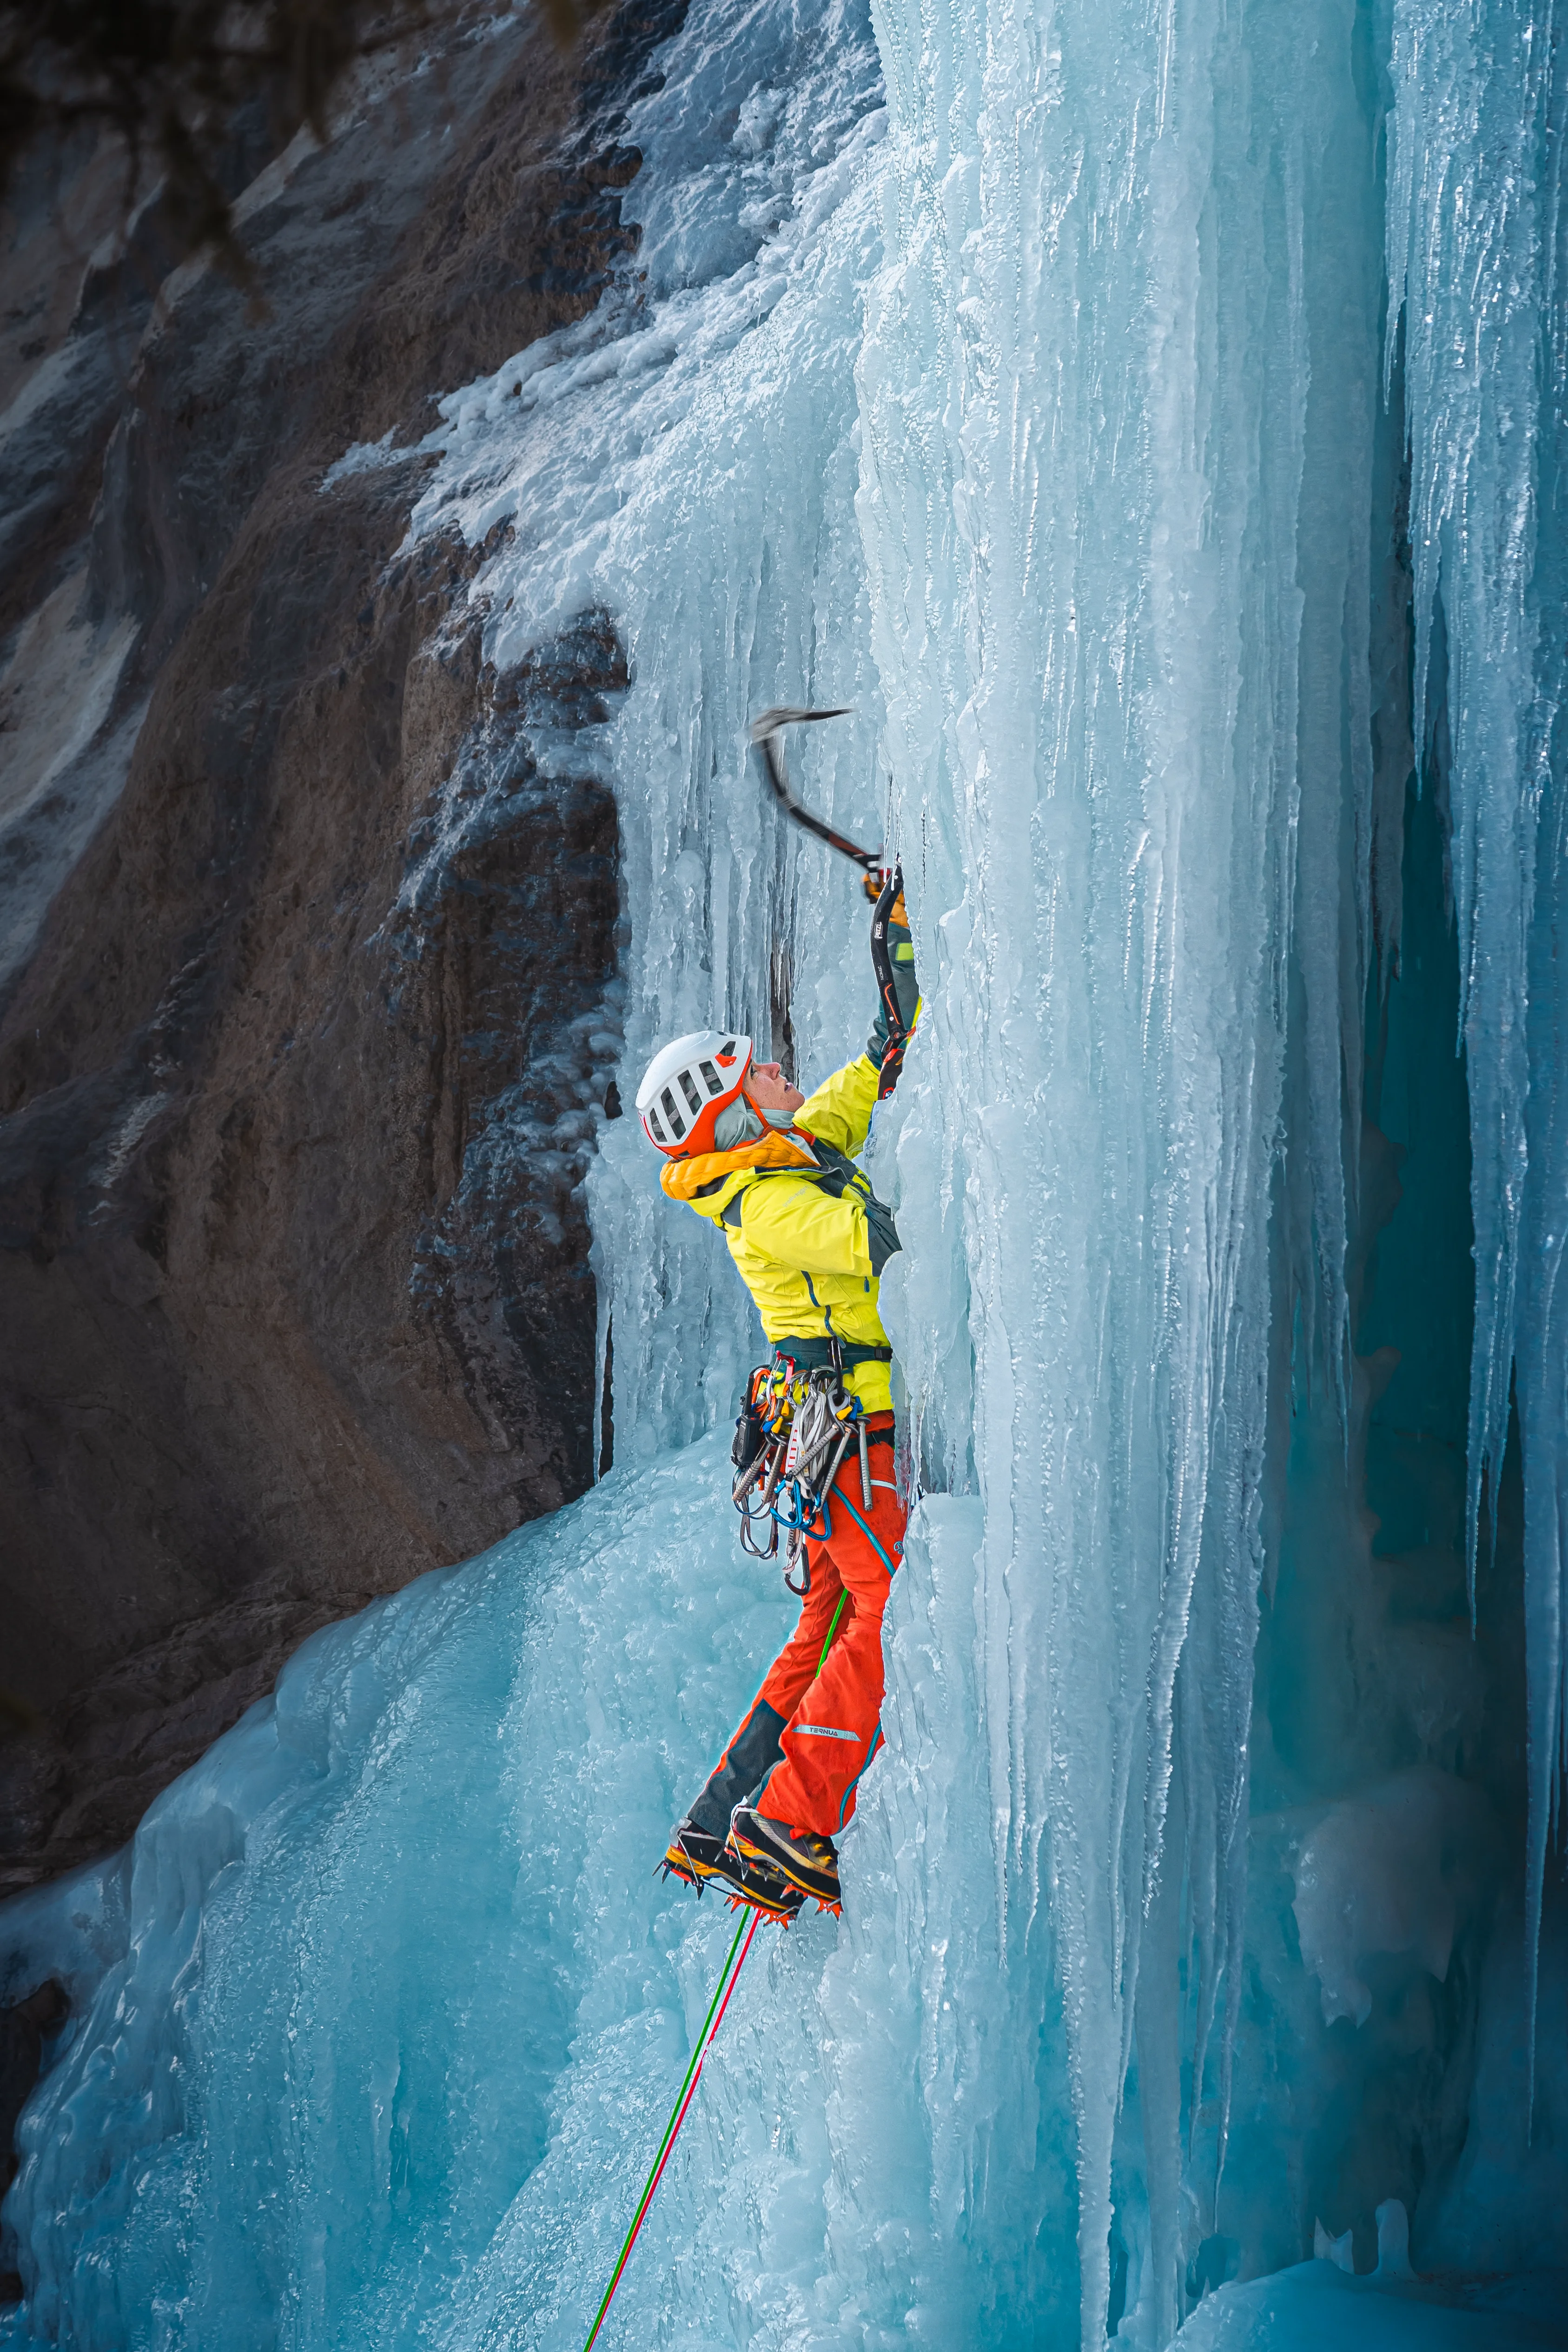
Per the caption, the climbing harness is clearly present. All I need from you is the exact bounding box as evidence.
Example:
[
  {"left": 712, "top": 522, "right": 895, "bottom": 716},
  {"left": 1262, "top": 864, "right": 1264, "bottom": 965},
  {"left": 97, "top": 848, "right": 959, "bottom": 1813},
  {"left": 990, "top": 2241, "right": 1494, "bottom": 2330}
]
[
  {"left": 748, "top": 707, "right": 891, "bottom": 904},
  {"left": 731, "top": 1340, "right": 890, "bottom": 1591},
  {"left": 581, "top": 1910, "right": 760, "bottom": 2352}
]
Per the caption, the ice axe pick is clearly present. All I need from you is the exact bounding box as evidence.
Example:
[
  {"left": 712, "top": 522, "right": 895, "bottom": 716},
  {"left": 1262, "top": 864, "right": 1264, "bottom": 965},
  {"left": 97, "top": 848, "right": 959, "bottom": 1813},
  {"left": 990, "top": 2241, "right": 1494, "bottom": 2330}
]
[{"left": 748, "top": 706, "right": 887, "bottom": 901}]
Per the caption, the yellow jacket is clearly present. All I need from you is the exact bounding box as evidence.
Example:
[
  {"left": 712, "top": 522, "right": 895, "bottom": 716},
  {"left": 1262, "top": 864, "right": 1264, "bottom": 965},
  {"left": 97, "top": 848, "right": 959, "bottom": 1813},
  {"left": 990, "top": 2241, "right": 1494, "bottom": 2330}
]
[{"left": 661, "top": 1053, "right": 899, "bottom": 1412}]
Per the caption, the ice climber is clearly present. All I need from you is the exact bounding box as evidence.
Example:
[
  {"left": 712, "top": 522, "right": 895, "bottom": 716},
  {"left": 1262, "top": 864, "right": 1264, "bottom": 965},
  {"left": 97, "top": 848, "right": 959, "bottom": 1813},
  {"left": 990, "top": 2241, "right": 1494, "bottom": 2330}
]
[{"left": 635, "top": 890, "right": 919, "bottom": 1920}]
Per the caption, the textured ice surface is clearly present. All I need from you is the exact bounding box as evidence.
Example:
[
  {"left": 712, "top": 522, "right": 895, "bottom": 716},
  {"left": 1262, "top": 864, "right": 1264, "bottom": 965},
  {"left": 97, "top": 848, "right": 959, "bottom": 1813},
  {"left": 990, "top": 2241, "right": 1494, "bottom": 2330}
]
[
  {"left": 0, "top": 1444, "right": 1038, "bottom": 2350},
  {"left": 6, "top": 0, "right": 1568, "bottom": 2339}
]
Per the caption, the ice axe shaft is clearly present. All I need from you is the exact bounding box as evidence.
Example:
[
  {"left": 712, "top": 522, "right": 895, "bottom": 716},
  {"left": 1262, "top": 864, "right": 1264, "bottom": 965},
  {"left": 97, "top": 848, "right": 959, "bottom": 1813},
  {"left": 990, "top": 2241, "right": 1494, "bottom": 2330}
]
[{"left": 748, "top": 706, "right": 886, "bottom": 896}]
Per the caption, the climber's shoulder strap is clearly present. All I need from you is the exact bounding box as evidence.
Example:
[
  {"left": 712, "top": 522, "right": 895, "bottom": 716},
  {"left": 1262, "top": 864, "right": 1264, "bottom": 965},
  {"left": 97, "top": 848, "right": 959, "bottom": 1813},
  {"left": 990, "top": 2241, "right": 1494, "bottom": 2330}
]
[
  {"left": 719, "top": 1139, "right": 900, "bottom": 1268},
  {"left": 717, "top": 1155, "right": 830, "bottom": 1219},
  {"left": 798, "top": 1137, "right": 864, "bottom": 1196},
  {"left": 793, "top": 1140, "right": 900, "bottom": 1268},
  {"left": 714, "top": 1151, "right": 847, "bottom": 1233},
  {"left": 715, "top": 1157, "right": 818, "bottom": 1232}
]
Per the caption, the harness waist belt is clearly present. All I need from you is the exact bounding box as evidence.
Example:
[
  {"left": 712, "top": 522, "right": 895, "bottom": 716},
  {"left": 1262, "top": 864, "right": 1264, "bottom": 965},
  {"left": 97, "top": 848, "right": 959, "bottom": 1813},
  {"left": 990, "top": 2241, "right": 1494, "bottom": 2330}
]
[{"left": 772, "top": 1337, "right": 893, "bottom": 1371}]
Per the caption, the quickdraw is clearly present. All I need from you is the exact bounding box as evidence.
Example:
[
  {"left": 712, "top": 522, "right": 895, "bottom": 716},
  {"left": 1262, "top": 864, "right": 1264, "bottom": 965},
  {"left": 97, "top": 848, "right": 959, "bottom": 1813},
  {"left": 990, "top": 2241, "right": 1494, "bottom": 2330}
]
[{"left": 731, "top": 1349, "right": 873, "bottom": 1594}]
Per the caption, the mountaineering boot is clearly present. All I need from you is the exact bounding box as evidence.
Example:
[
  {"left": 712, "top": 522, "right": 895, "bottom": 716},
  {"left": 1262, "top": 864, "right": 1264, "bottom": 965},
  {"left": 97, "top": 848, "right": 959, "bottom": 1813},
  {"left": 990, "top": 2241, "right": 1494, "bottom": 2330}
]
[
  {"left": 712, "top": 1845, "right": 804, "bottom": 1921},
  {"left": 662, "top": 1819, "right": 804, "bottom": 1920},
  {"left": 728, "top": 1808, "right": 840, "bottom": 1908}
]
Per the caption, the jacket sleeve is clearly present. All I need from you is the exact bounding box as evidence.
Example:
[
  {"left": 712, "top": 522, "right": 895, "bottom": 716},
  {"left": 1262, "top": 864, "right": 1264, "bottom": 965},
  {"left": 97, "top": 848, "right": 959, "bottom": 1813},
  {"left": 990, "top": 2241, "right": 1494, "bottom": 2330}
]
[
  {"left": 796, "top": 1054, "right": 880, "bottom": 1159},
  {"left": 732, "top": 1173, "right": 874, "bottom": 1278}
]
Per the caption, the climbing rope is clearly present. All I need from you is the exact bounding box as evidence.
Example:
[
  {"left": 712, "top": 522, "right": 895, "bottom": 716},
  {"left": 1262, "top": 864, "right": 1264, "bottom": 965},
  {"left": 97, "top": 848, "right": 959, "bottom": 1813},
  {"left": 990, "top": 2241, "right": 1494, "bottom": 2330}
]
[{"left": 582, "top": 1908, "right": 761, "bottom": 2351}]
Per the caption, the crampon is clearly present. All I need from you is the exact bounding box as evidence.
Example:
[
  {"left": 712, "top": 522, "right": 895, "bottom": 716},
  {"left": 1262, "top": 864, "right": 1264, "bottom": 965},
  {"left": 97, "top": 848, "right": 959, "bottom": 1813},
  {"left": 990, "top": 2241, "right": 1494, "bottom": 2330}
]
[
  {"left": 728, "top": 1808, "right": 841, "bottom": 1910},
  {"left": 658, "top": 1822, "right": 804, "bottom": 1921}
]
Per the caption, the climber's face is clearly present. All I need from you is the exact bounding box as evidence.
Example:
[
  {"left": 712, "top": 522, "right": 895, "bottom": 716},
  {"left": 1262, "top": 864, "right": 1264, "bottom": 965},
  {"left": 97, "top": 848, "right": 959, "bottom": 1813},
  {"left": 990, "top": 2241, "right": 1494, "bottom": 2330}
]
[{"left": 744, "top": 1060, "right": 805, "bottom": 1119}]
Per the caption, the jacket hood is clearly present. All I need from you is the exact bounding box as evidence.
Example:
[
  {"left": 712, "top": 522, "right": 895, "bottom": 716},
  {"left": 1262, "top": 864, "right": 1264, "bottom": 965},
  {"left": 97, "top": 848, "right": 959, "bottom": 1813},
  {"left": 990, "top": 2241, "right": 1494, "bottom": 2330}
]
[{"left": 660, "top": 1127, "right": 819, "bottom": 1201}]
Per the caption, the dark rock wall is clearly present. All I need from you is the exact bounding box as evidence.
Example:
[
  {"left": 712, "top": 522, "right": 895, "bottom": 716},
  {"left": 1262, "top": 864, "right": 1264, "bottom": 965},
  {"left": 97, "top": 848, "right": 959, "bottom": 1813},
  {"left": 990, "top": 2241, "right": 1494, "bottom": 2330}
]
[{"left": 0, "top": 2, "right": 673, "bottom": 1891}]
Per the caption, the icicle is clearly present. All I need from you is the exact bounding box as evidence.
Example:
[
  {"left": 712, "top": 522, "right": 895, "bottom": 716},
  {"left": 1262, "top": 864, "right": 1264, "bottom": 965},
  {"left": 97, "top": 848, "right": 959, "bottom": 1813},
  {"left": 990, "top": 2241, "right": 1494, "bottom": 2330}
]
[{"left": 1385, "top": 0, "right": 1568, "bottom": 2087}]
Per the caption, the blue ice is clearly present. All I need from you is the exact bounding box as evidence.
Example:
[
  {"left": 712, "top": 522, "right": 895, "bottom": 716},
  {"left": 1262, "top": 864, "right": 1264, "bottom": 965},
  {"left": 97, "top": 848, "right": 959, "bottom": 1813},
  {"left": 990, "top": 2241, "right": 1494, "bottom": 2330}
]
[
  {"left": 0, "top": 1444, "right": 1032, "bottom": 2350},
  {"left": 6, "top": 0, "right": 1568, "bottom": 2337}
]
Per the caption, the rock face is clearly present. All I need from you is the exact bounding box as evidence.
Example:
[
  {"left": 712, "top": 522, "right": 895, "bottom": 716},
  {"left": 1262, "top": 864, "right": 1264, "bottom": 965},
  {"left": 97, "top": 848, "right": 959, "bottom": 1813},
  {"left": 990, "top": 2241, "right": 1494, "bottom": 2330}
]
[{"left": 0, "top": 1, "right": 673, "bottom": 1891}]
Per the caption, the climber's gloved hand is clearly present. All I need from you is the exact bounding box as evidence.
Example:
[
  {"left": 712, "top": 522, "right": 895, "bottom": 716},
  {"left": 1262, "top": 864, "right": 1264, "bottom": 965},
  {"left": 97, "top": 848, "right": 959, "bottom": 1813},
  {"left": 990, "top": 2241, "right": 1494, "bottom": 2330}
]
[{"left": 866, "top": 885, "right": 919, "bottom": 1073}]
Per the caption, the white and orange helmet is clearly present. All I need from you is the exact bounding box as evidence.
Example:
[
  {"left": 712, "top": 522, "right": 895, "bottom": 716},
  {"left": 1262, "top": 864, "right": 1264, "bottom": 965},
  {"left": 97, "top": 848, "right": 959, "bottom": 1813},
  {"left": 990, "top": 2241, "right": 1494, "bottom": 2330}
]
[{"left": 635, "top": 1031, "right": 754, "bottom": 1158}]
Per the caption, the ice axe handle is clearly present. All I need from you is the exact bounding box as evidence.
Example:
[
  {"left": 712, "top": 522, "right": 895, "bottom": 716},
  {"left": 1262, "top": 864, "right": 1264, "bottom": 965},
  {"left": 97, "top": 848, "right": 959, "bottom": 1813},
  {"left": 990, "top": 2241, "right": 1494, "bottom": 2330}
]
[{"left": 870, "top": 861, "right": 908, "bottom": 1100}]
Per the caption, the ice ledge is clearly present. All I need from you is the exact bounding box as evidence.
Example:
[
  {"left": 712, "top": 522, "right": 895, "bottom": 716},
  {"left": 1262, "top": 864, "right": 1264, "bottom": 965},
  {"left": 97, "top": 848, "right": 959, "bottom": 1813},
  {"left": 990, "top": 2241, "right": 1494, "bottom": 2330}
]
[{"left": 1168, "top": 2256, "right": 1568, "bottom": 2350}]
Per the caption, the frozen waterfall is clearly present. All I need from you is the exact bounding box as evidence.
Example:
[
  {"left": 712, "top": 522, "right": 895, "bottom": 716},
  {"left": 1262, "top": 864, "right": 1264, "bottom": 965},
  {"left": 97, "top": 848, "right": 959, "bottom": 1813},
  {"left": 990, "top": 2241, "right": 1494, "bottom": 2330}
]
[{"left": 4, "top": 0, "right": 1567, "bottom": 2342}]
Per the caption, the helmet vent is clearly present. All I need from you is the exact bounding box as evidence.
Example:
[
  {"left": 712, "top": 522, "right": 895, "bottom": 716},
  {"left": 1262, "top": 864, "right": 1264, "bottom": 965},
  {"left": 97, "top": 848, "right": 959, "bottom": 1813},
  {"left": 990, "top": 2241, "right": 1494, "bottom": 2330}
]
[{"left": 635, "top": 1031, "right": 752, "bottom": 1156}]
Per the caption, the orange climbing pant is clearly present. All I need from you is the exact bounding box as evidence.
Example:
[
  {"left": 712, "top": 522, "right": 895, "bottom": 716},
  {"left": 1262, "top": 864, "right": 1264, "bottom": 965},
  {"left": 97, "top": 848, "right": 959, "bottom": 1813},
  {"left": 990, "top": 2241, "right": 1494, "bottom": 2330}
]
[{"left": 743, "top": 1415, "right": 905, "bottom": 1838}]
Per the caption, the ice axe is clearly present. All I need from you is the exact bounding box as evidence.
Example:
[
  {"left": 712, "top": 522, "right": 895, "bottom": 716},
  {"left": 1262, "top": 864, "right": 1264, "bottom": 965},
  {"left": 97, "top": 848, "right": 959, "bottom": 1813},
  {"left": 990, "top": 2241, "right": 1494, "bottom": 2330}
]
[
  {"left": 748, "top": 706, "right": 887, "bottom": 902},
  {"left": 749, "top": 705, "right": 909, "bottom": 1096}
]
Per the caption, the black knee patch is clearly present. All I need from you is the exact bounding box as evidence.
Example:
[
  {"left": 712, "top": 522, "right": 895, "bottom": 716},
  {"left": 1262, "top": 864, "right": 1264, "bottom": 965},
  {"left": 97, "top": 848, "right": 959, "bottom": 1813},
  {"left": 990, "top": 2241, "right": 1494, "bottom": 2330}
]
[{"left": 686, "top": 1701, "right": 789, "bottom": 1836}]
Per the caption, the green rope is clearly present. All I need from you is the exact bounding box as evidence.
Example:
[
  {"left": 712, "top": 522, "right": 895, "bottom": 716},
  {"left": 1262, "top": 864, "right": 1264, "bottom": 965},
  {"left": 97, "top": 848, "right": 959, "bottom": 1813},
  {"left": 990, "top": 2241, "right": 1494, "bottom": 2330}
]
[
  {"left": 582, "top": 1912, "right": 751, "bottom": 2351},
  {"left": 815, "top": 1590, "right": 849, "bottom": 1674}
]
